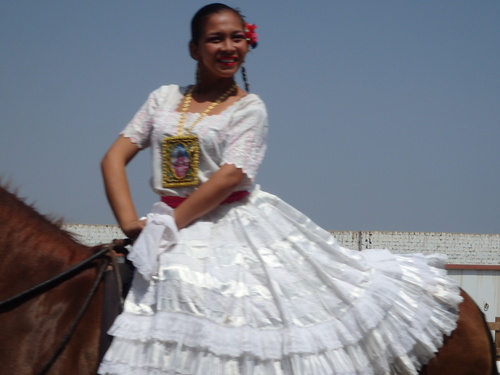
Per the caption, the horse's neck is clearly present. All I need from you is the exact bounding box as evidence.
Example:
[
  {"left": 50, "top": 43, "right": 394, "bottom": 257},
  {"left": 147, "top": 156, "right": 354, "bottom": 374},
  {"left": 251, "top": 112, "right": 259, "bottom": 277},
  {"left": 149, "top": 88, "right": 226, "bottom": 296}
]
[{"left": 0, "top": 187, "right": 92, "bottom": 292}]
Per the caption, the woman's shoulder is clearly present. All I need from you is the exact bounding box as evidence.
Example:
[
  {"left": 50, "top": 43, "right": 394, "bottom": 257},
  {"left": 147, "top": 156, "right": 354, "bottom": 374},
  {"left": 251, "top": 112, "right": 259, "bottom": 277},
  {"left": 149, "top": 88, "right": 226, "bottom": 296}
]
[
  {"left": 232, "top": 92, "right": 267, "bottom": 114},
  {"left": 226, "top": 92, "right": 268, "bottom": 130},
  {"left": 143, "top": 84, "right": 186, "bottom": 110},
  {"left": 149, "top": 84, "right": 184, "bottom": 99}
]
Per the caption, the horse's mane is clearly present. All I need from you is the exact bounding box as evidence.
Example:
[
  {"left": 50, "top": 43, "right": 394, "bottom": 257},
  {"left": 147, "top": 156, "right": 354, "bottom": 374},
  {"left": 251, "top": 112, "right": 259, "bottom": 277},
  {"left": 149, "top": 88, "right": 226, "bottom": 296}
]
[{"left": 0, "top": 184, "right": 76, "bottom": 243}]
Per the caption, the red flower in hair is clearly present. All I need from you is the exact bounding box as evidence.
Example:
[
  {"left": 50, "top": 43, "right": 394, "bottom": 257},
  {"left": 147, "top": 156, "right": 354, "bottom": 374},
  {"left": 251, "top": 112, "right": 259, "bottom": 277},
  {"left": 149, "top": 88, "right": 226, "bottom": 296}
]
[{"left": 244, "top": 22, "right": 258, "bottom": 49}]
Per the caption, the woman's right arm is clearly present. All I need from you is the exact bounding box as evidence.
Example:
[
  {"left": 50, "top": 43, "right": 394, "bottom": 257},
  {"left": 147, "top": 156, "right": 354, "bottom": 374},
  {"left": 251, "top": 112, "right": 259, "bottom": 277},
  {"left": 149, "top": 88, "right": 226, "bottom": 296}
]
[{"left": 101, "top": 135, "right": 145, "bottom": 239}]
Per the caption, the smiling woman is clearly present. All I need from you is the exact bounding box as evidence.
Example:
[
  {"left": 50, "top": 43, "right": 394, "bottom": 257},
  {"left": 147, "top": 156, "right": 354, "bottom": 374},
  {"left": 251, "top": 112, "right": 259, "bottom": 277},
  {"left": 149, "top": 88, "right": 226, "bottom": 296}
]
[
  {"left": 96, "top": 3, "right": 492, "bottom": 375},
  {"left": 189, "top": 10, "right": 247, "bottom": 92}
]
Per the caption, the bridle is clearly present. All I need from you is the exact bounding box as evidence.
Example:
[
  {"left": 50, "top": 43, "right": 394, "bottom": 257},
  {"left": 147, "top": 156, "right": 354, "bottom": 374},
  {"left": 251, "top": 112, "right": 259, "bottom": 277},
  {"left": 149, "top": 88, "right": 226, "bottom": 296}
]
[{"left": 0, "top": 239, "right": 129, "bottom": 375}]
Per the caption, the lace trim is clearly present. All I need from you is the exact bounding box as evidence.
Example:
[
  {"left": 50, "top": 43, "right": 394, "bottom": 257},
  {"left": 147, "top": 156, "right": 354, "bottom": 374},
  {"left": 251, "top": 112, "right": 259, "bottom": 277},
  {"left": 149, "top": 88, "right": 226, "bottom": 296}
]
[
  {"left": 99, "top": 350, "right": 380, "bottom": 375},
  {"left": 101, "top": 273, "right": 458, "bottom": 375},
  {"left": 106, "top": 255, "right": 460, "bottom": 367}
]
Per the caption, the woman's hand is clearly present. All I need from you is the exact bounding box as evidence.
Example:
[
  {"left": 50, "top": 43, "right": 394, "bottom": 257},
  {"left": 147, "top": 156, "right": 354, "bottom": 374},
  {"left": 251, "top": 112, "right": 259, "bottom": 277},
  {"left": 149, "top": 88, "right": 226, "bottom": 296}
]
[
  {"left": 120, "top": 218, "right": 147, "bottom": 240},
  {"left": 174, "top": 164, "right": 244, "bottom": 229}
]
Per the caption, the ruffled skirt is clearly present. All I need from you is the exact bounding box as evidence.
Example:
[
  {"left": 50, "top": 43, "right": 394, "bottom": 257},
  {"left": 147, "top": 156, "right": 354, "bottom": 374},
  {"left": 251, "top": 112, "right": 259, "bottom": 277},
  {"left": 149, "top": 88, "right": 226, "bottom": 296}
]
[{"left": 98, "top": 187, "right": 462, "bottom": 375}]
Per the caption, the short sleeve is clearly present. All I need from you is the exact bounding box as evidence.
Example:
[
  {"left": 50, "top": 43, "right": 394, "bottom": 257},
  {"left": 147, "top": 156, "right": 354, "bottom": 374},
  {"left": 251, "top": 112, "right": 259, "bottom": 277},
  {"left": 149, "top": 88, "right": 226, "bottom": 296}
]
[
  {"left": 120, "top": 85, "right": 178, "bottom": 149},
  {"left": 222, "top": 96, "right": 268, "bottom": 181}
]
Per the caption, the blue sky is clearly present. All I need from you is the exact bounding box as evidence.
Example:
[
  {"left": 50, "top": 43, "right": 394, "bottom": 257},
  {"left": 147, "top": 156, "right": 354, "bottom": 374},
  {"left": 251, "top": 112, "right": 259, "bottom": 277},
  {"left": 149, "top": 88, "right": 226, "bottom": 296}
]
[{"left": 1, "top": 1, "right": 499, "bottom": 234}]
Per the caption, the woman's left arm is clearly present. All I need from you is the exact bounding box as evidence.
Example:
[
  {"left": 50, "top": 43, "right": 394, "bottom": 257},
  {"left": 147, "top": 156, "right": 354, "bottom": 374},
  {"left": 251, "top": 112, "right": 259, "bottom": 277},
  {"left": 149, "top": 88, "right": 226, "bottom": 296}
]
[{"left": 173, "top": 164, "right": 244, "bottom": 229}]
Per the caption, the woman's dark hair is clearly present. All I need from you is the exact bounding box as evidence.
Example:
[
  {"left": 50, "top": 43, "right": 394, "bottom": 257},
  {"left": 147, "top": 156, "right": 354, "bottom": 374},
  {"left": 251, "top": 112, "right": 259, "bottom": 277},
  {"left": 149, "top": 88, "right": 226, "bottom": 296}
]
[{"left": 190, "top": 3, "right": 245, "bottom": 44}]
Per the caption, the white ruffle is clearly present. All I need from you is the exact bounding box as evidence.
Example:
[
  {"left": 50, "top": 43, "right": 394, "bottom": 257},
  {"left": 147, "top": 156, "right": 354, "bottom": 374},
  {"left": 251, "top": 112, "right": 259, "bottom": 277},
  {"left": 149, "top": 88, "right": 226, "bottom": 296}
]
[
  {"left": 99, "top": 188, "right": 461, "bottom": 375},
  {"left": 127, "top": 202, "right": 178, "bottom": 280}
]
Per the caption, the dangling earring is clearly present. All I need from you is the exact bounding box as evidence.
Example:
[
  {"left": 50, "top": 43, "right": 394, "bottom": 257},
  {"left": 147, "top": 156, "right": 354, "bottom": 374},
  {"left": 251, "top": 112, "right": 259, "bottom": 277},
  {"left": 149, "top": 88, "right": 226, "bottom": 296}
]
[{"left": 241, "top": 65, "right": 250, "bottom": 92}]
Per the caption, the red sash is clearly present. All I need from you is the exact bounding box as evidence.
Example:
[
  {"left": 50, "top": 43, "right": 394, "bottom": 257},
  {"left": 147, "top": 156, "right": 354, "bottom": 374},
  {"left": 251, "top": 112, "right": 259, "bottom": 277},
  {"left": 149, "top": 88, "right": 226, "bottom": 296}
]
[{"left": 161, "top": 191, "right": 249, "bottom": 208}]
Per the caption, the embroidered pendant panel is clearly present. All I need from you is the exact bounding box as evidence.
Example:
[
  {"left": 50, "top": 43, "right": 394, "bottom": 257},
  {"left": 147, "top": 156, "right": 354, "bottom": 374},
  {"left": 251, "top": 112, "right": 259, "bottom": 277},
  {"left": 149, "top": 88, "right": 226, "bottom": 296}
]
[{"left": 161, "top": 135, "right": 200, "bottom": 188}]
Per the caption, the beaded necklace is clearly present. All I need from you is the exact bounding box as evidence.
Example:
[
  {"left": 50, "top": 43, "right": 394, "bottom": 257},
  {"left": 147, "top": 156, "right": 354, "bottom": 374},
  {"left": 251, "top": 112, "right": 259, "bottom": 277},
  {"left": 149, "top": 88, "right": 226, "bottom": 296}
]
[
  {"left": 161, "top": 83, "right": 237, "bottom": 188},
  {"left": 177, "top": 83, "right": 237, "bottom": 135}
]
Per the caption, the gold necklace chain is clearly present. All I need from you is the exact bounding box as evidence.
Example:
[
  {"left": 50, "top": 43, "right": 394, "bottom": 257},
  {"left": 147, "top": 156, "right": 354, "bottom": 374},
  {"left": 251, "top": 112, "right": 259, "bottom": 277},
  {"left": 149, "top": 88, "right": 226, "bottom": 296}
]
[{"left": 177, "top": 83, "right": 237, "bottom": 136}]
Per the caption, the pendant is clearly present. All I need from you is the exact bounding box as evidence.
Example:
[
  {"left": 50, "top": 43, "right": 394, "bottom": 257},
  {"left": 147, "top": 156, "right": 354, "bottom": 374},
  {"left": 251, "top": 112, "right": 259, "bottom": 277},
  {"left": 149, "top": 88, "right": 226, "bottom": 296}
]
[{"left": 161, "top": 135, "right": 200, "bottom": 188}]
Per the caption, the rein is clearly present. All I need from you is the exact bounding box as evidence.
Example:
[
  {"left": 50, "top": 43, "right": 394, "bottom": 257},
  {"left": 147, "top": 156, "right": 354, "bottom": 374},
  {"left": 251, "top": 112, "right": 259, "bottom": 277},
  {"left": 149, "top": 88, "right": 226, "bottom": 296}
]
[
  {"left": 38, "top": 253, "right": 110, "bottom": 375},
  {"left": 0, "top": 244, "right": 120, "bottom": 375},
  {"left": 0, "top": 246, "right": 111, "bottom": 311}
]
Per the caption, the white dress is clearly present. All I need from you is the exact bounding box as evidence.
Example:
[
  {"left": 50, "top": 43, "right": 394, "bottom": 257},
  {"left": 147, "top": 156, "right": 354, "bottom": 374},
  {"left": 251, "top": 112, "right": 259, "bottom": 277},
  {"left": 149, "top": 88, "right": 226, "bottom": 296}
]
[{"left": 98, "top": 85, "right": 462, "bottom": 375}]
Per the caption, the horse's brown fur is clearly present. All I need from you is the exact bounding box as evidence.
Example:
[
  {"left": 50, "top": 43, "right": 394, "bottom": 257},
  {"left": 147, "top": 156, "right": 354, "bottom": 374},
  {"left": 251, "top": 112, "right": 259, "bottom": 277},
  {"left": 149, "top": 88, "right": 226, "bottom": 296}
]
[
  {"left": 421, "top": 289, "right": 497, "bottom": 375},
  {"left": 0, "top": 186, "right": 105, "bottom": 375}
]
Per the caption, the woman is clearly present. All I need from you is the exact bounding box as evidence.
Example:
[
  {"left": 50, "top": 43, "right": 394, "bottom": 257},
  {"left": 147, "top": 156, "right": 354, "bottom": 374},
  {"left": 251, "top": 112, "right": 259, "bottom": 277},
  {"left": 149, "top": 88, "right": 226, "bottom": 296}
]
[{"left": 99, "top": 4, "right": 461, "bottom": 375}]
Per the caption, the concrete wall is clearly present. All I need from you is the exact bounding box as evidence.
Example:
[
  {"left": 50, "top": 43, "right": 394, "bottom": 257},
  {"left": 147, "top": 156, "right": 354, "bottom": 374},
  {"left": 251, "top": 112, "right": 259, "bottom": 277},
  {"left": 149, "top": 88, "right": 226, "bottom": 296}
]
[
  {"left": 332, "top": 230, "right": 500, "bottom": 265},
  {"left": 64, "top": 224, "right": 500, "bottom": 266},
  {"left": 64, "top": 224, "right": 125, "bottom": 246}
]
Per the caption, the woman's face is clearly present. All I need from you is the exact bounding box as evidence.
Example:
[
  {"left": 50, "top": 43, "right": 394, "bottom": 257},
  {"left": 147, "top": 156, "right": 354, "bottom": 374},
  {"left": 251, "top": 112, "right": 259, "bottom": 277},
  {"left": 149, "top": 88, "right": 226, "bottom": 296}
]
[{"left": 191, "top": 10, "right": 248, "bottom": 81}]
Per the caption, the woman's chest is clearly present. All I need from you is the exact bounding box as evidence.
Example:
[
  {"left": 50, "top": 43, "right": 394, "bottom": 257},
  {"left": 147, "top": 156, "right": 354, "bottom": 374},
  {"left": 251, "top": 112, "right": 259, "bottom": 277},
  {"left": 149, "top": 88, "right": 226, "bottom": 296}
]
[{"left": 150, "top": 110, "right": 230, "bottom": 154}]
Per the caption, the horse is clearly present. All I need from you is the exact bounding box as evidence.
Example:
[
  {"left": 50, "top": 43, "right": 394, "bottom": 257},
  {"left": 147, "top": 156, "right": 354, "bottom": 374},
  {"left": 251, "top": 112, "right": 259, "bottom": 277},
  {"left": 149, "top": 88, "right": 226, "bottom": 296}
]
[
  {"left": 421, "top": 288, "right": 497, "bottom": 375},
  {"left": 0, "top": 185, "right": 125, "bottom": 375},
  {"left": 0, "top": 185, "right": 497, "bottom": 375}
]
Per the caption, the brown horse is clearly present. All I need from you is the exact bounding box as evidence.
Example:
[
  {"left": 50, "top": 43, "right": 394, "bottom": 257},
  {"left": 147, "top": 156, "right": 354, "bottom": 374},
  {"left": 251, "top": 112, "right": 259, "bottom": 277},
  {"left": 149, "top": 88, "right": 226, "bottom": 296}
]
[
  {"left": 0, "top": 185, "right": 497, "bottom": 375},
  {"left": 0, "top": 186, "right": 123, "bottom": 375},
  {"left": 421, "top": 288, "right": 497, "bottom": 375}
]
